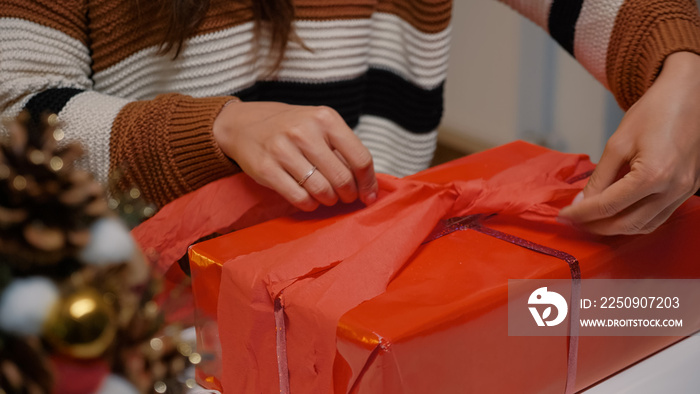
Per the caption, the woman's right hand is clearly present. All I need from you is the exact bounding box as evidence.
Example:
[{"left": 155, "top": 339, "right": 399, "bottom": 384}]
[{"left": 213, "top": 101, "right": 379, "bottom": 211}]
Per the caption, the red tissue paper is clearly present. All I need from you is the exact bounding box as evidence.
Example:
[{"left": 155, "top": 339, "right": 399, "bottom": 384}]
[{"left": 133, "top": 141, "right": 700, "bottom": 393}]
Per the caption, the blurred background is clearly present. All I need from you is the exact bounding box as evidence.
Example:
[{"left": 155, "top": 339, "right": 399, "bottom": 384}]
[{"left": 436, "top": 0, "right": 626, "bottom": 165}]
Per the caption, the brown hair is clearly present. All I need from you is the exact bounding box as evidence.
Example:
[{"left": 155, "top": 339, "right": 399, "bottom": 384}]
[{"left": 155, "top": 0, "right": 296, "bottom": 67}]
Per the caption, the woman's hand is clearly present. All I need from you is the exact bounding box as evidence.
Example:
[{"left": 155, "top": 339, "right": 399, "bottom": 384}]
[
  {"left": 213, "top": 101, "right": 378, "bottom": 211},
  {"left": 558, "top": 51, "right": 700, "bottom": 235}
]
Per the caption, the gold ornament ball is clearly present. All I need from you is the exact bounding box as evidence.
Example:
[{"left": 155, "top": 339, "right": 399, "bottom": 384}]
[{"left": 43, "top": 287, "right": 117, "bottom": 359}]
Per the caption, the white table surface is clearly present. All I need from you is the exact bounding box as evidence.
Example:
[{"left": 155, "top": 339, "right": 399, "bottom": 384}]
[
  {"left": 186, "top": 332, "right": 700, "bottom": 393},
  {"left": 583, "top": 333, "right": 700, "bottom": 393}
]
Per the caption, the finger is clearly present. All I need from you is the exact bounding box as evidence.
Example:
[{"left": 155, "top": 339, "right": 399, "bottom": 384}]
[
  {"left": 248, "top": 162, "right": 320, "bottom": 212},
  {"left": 583, "top": 138, "right": 628, "bottom": 198},
  {"left": 569, "top": 194, "right": 659, "bottom": 235},
  {"left": 306, "top": 106, "right": 377, "bottom": 205},
  {"left": 289, "top": 162, "right": 339, "bottom": 207},
  {"left": 640, "top": 193, "right": 691, "bottom": 233},
  {"left": 327, "top": 130, "right": 378, "bottom": 205},
  {"left": 568, "top": 190, "right": 683, "bottom": 235},
  {"left": 267, "top": 135, "right": 339, "bottom": 206},
  {"left": 333, "top": 149, "right": 350, "bottom": 168},
  {"left": 298, "top": 143, "right": 358, "bottom": 204},
  {"left": 559, "top": 168, "right": 658, "bottom": 223}
]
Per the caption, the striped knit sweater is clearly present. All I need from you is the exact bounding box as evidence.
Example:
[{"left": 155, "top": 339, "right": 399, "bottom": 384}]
[{"left": 1, "top": 0, "right": 700, "bottom": 207}]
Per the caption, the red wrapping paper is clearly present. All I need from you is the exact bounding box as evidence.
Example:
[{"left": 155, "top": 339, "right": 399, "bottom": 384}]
[
  {"left": 132, "top": 174, "right": 295, "bottom": 275},
  {"left": 213, "top": 150, "right": 595, "bottom": 394},
  {"left": 134, "top": 141, "right": 700, "bottom": 393}
]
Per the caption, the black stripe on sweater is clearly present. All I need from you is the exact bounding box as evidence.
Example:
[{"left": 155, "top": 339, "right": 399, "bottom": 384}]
[
  {"left": 235, "top": 68, "right": 444, "bottom": 134},
  {"left": 23, "top": 87, "right": 84, "bottom": 144},
  {"left": 365, "top": 69, "right": 444, "bottom": 134},
  {"left": 548, "top": 0, "right": 585, "bottom": 56}
]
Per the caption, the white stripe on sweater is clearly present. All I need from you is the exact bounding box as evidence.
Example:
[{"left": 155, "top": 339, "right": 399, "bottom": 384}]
[
  {"left": 355, "top": 115, "right": 437, "bottom": 177},
  {"left": 368, "top": 13, "right": 451, "bottom": 89},
  {"left": 0, "top": 18, "right": 92, "bottom": 118},
  {"left": 58, "top": 91, "right": 132, "bottom": 184},
  {"left": 93, "top": 22, "right": 261, "bottom": 99},
  {"left": 0, "top": 19, "right": 129, "bottom": 183},
  {"left": 574, "top": 0, "right": 625, "bottom": 88},
  {"left": 92, "top": 14, "right": 451, "bottom": 100}
]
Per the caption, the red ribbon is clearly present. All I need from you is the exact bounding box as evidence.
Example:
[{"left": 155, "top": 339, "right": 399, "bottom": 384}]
[
  {"left": 416, "top": 170, "right": 592, "bottom": 394},
  {"left": 431, "top": 215, "right": 581, "bottom": 394}
]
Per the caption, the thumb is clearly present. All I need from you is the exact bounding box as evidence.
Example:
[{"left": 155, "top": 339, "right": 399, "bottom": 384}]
[{"left": 582, "top": 141, "right": 628, "bottom": 200}]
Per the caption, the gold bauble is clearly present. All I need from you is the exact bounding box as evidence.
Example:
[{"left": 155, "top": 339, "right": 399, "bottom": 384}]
[{"left": 43, "top": 287, "right": 116, "bottom": 359}]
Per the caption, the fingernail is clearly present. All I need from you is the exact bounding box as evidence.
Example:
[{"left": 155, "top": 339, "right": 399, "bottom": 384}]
[
  {"left": 572, "top": 191, "right": 584, "bottom": 206},
  {"left": 365, "top": 192, "right": 377, "bottom": 204},
  {"left": 556, "top": 216, "right": 574, "bottom": 226}
]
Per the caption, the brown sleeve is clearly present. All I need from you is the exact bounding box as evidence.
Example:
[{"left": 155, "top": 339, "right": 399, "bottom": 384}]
[
  {"left": 607, "top": 0, "right": 700, "bottom": 109},
  {"left": 110, "top": 94, "right": 240, "bottom": 207}
]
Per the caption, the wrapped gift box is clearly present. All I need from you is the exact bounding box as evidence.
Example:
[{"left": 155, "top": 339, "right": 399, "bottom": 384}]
[{"left": 170, "top": 141, "right": 700, "bottom": 393}]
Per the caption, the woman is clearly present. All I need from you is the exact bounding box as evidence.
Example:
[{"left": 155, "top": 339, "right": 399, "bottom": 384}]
[{"left": 1, "top": 0, "right": 700, "bottom": 235}]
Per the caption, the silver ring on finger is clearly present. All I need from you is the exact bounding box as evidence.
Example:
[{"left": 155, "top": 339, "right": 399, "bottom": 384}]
[{"left": 297, "top": 165, "right": 317, "bottom": 186}]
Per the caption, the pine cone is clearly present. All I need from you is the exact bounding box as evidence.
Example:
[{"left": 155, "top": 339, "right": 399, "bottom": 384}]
[
  {"left": 0, "top": 334, "right": 53, "bottom": 394},
  {"left": 0, "top": 112, "right": 107, "bottom": 272},
  {"left": 110, "top": 295, "right": 191, "bottom": 394}
]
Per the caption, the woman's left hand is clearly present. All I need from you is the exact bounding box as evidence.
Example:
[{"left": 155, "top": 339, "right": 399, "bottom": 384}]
[{"left": 558, "top": 51, "right": 700, "bottom": 235}]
